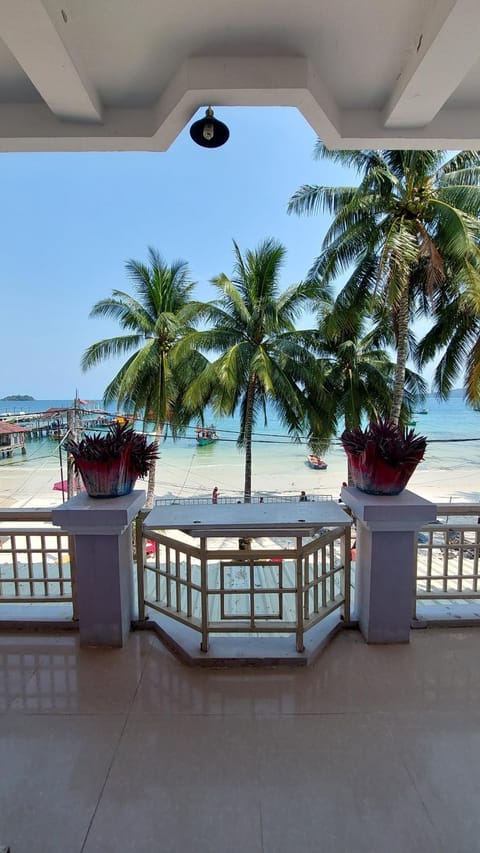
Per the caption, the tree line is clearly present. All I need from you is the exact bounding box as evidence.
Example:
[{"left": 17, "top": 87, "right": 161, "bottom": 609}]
[{"left": 81, "top": 147, "right": 480, "bottom": 504}]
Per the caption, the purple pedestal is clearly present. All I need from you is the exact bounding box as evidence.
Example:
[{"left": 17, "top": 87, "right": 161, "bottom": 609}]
[
  {"left": 52, "top": 490, "right": 145, "bottom": 646},
  {"left": 341, "top": 487, "right": 436, "bottom": 643}
]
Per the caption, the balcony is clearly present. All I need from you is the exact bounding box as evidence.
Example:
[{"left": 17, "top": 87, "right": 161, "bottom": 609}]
[{"left": 2, "top": 496, "right": 480, "bottom": 851}]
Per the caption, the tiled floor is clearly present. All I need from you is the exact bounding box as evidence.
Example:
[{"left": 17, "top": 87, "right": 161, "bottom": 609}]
[{"left": 1, "top": 627, "right": 480, "bottom": 852}]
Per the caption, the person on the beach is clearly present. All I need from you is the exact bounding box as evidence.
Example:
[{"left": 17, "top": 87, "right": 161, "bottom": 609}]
[
  {"left": 338, "top": 481, "right": 348, "bottom": 503},
  {"left": 212, "top": 487, "right": 219, "bottom": 504},
  {"left": 299, "top": 490, "right": 308, "bottom": 502}
]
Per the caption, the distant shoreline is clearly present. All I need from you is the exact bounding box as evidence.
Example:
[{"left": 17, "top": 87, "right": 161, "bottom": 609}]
[{"left": 0, "top": 395, "right": 35, "bottom": 401}]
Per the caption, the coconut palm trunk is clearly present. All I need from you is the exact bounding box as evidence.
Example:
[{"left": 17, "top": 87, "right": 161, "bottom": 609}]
[
  {"left": 390, "top": 286, "right": 410, "bottom": 424},
  {"left": 243, "top": 375, "right": 256, "bottom": 503},
  {"left": 145, "top": 459, "right": 157, "bottom": 509}
]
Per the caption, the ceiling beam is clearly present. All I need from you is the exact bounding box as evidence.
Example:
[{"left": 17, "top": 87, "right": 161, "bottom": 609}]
[
  {"left": 152, "top": 57, "right": 342, "bottom": 150},
  {"left": 0, "top": 0, "right": 102, "bottom": 122},
  {"left": 0, "top": 102, "right": 480, "bottom": 152},
  {"left": 384, "top": 0, "right": 480, "bottom": 128},
  {"left": 343, "top": 106, "right": 480, "bottom": 149}
]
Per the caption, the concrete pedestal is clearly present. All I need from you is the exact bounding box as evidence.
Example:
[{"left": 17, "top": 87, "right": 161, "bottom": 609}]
[
  {"left": 341, "top": 487, "right": 436, "bottom": 643},
  {"left": 52, "top": 490, "right": 145, "bottom": 647}
]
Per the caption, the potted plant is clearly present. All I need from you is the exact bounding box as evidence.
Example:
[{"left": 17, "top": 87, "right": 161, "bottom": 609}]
[
  {"left": 65, "top": 422, "right": 159, "bottom": 499},
  {"left": 340, "top": 419, "right": 427, "bottom": 496}
]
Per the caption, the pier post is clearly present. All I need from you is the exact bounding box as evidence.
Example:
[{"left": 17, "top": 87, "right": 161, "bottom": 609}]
[
  {"left": 52, "top": 490, "right": 145, "bottom": 647},
  {"left": 341, "top": 487, "right": 436, "bottom": 643}
]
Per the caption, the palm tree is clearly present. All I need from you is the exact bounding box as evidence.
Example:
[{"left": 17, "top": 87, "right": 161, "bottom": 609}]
[
  {"left": 303, "top": 290, "right": 426, "bottom": 480},
  {"left": 81, "top": 247, "right": 208, "bottom": 507},
  {"left": 417, "top": 258, "right": 480, "bottom": 406},
  {"left": 288, "top": 147, "right": 480, "bottom": 422},
  {"left": 183, "top": 238, "right": 321, "bottom": 502}
]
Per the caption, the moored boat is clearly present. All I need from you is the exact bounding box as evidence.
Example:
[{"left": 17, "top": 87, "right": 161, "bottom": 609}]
[
  {"left": 307, "top": 454, "right": 327, "bottom": 470},
  {"left": 196, "top": 425, "right": 219, "bottom": 446}
]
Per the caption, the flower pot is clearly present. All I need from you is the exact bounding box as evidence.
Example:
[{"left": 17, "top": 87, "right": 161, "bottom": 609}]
[
  {"left": 341, "top": 419, "right": 426, "bottom": 497},
  {"left": 75, "top": 458, "right": 138, "bottom": 499},
  {"left": 345, "top": 449, "right": 419, "bottom": 496}
]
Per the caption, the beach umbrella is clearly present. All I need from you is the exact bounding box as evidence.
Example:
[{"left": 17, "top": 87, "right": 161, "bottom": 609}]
[{"left": 53, "top": 479, "right": 85, "bottom": 493}]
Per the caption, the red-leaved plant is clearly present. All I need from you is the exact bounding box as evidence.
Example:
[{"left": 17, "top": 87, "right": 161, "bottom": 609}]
[
  {"left": 65, "top": 422, "right": 158, "bottom": 498},
  {"left": 341, "top": 419, "right": 427, "bottom": 496}
]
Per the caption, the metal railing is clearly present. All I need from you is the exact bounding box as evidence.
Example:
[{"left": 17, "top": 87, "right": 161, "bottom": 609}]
[
  {"left": 154, "top": 495, "right": 334, "bottom": 506},
  {"left": 0, "top": 509, "right": 76, "bottom": 619},
  {"left": 4, "top": 500, "right": 480, "bottom": 637},
  {"left": 136, "top": 512, "right": 351, "bottom": 652},
  {"left": 414, "top": 504, "right": 480, "bottom": 620}
]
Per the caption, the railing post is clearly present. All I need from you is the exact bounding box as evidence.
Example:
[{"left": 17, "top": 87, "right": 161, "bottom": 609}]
[
  {"left": 295, "top": 536, "right": 305, "bottom": 652},
  {"left": 200, "top": 536, "right": 209, "bottom": 652},
  {"left": 68, "top": 533, "right": 79, "bottom": 621},
  {"left": 52, "top": 490, "right": 145, "bottom": 647},
  {"left": 341, "top": 526, "right": 351, "bottom": 624},
  {"left": 341, "top": 487, "right": 436, "bottom": 643},
  {"left": 135, "top": 514, "right": 146, "bottom": 622}
]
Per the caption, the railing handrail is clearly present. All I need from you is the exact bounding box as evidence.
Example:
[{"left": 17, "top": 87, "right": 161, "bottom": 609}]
[
  {"left": 0, "top": 509, "right": 54, "bottom": 523},
  {"left": 435, "top": 504, "right": 480, "bottom": 516},
  {"left": 153, "top": 495, "right": 334, "bottom": 506}
]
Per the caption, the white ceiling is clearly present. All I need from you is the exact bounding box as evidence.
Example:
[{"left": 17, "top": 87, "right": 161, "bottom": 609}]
[{"left": 0, "top": 0, "right": 479, "bottom": 151}]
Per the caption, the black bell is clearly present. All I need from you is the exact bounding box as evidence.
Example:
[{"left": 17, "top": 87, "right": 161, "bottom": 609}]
[{"left": 189, "top": 107, "right": 230, "bottom": 148}]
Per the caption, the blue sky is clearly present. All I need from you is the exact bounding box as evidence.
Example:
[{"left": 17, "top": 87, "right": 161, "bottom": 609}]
[{"left": 0, "top": 106, "right": 434, "bottom": 399}]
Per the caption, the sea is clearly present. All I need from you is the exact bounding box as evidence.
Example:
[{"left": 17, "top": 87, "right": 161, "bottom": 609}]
[{"left": 1, "top": 394, "right": 480, "bottom": 502}]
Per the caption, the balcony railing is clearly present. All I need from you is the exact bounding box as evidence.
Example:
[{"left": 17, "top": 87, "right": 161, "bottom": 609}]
[
  {"left": 3, "top": 502, "right": 480, "bottom": 638},
  {"left": 414, "top": 504, "right": 480, "bottom": 621},
  {"left": 136, "top": 512, "right": 351, "bottom": 652},
  {"left": 0, "top": 509, "right": 76, "bottom": 620}
]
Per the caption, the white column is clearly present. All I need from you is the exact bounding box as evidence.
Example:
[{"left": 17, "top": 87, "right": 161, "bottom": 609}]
[
  {"left": 52, "top": 490, "right": 145, "bottom": 647},
  {"left": 341, "top": 487, "right": 436, "bottom": 643}
]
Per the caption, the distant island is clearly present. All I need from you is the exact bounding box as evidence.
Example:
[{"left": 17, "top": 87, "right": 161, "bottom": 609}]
[{"left": 0, "top": 394, "right": 35, "bottom": 401}]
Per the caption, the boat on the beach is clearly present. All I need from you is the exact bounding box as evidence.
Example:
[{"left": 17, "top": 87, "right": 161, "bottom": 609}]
[
  {"left": 307, "top": 454, "right": 327, "bottom": 470},
  {"left": 196, "top": 425, "right": 219, "bottom": 446}
]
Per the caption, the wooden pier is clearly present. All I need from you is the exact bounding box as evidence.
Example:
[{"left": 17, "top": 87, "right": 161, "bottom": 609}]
[{"left": 0, "top": 407, "right": 113, "bottom": 448}]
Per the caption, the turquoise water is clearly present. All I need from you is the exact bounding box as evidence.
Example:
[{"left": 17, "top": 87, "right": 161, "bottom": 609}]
[{"left": 2, "top": 395, "right": 480, "bottom": 501}]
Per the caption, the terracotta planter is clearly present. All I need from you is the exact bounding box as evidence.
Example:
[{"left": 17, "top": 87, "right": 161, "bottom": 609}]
[
  {"left": 75, "top": 457, "right": 138, "bottom": 499},
  {"left": 345, "top": 448, "right": 420, "bottom": 496}
]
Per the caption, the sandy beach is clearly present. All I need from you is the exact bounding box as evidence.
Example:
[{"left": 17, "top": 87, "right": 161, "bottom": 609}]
[
  {"left": 2, "top": 393, "right": 480, "bottom": 510},
  {"left": 0, "top": 432, "right": 478, "bottom": 509}
]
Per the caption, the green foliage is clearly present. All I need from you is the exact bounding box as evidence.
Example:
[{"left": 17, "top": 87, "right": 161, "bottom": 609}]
[
  {"left": 302, "top": 289, "right": 426, "bottom": 454},
  {"left": 81, "top": 247, "right": 207, "bottom": 432},
  {"left": 416, "top": 255, "right": 480, "bottom": 407},
  {"left": 184, "top": 238, "right": 321, "bottom": 500},
  {"left": 81, "top": 247, "right": 210, "bottom": 505},
  {"left": 289, "top": 147, "right": 480, "bottom": 419}
]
